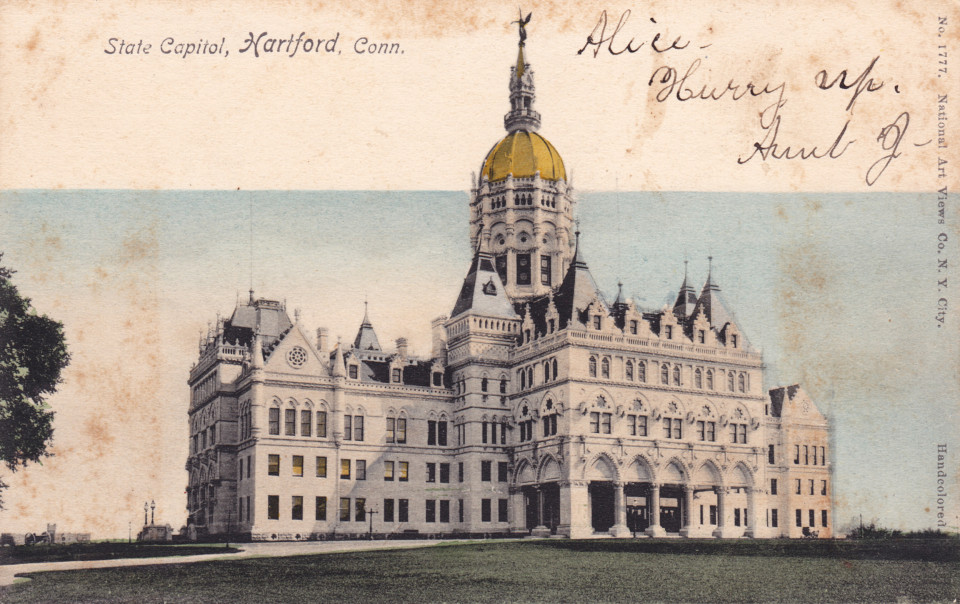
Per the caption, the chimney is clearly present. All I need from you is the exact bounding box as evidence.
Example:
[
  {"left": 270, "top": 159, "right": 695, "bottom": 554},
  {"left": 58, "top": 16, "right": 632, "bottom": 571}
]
[
  {"left": 396, "top": 337, "right": 408, "bottom": 360},
  {"left": 316, "top": 327, "right": 329, "bottom": 353},
  {"left": 431, "top": 315, "right": 448, "bottom": 361}
]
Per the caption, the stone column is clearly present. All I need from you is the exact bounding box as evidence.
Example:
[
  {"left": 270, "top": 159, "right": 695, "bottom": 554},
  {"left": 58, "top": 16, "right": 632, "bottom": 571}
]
[
  {"left": 530, "top": 485, "right": 551, "bottom": 537},
  {"left": 744, "top": 487, "right": 758, "bottom": 538},
  {"left": 713, "top": 487, "right": 735, "bottom": 538},
  {"left": 563, "top": 480, "right": 592, "bottom": 539},
  {"left": 609, "top": 481, "right": 631, "bottom": 537},
  {"left": 645, "top": 483, "right": 666, "bottom": 537},
  {"left": 509, "top": 486, "right": 526, "bottom": 535},
  {"left": 679, "top": 484, "right": 696, "bottom": 538}
]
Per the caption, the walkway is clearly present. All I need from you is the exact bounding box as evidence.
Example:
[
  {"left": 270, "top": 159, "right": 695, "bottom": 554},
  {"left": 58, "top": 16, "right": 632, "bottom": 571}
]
[{"left": 0, "top": 539, "right": 497, "bottom": 587}]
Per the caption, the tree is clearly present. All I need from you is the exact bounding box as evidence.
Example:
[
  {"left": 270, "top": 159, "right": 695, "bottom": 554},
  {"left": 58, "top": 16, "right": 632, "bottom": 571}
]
[{"left": 0, "top": 254, "right": 70, "bottom": 507}]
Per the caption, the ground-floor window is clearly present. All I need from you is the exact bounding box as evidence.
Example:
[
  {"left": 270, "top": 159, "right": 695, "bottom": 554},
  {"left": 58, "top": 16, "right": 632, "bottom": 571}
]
[
  {"left": 384, "top": 499, "right": 395, "bottom": 522},
  {"left": 771, "top": 508, "right": 778, "bottom": 527},
  {"left": 499, "top": 498, "right": 508, "bottom": 522},
  {"left": 292, "top": 496, "right": 303, "bottom": 520},
  {"left": 795, "top": 509, "right": 802, "bottom": 527},
  {"left": 734, "top": 508, "right": 741, "bottom": 526},
  {"left": 268, "top": 495, "right": 279, "bottom": 520},
  {"left": 710, "top": 505, "right": 718, "bottom": 525},
  {"left": 238, "top": 498, "right": 243, "bottom": 522},
  {"left": 821, "top": 509, "right": 828, "bottom": 527},
  {"left": 356, "top": 498, "right": 366, "bottom": 522},
  {"left": 246, "top": 496, "right": 251, "bottom": 522},
  {"left": 426, "top": 499, "right": 436, "bottom": 523},
  {"left": 316, "top": 496, "right": 326, "bottom": 521},
  {"left": 440, "top": 500, "right": 450, "bottom": 523},
  {"left": 808, "top": 509, "right": 815, "bottom": 527},
  {"left": 399, "top": 499, "right": 409, "bottom": 522},
  {"left": 458, "top": 499, "right": 464, "bottom": 523},
  {"left": 340, "top": 497, "right": 351, "bottom": 521},
  {"left": 481, "top": 498, "right": 492, "bottom": 522}
]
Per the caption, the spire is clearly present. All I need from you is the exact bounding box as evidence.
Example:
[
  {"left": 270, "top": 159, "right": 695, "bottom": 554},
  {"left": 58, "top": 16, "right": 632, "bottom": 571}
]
[
  {"left": 673, "top": 259, "right": 698, "bottom": 319},
  {"left": 251, "top": 328, "right": 264, "bottom": 369},
  {"left": 553, "top": 229, "right": 605, "bottom": 328},
  {"left": 450, "top": 242, "right": 518, "bottom": 319},
  {"left": 352, "top": 302, "right": 381, "bottom": 351},
  {"left": 505, "top": 11, "right": 540, "bottom": 133},
  {"left": 693, "top": 257, "right": 740, "bottom": 339}
]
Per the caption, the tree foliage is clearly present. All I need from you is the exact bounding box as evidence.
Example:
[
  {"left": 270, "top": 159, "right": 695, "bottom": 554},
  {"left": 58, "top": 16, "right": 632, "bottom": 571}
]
[{"left": 0, "top": 254, "right": 70, "bottom": 506}]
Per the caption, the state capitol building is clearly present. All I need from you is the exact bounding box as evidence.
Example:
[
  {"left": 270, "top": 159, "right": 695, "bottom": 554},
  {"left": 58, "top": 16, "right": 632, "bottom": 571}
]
[{"left": 185, "top": 25, "right": 833, "bottom": 541}]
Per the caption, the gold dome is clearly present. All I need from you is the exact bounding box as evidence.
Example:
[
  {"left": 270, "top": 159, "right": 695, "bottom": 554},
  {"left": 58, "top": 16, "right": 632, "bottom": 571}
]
[{"left": 481, "top": 131, "right": 566, "bottom": 182}]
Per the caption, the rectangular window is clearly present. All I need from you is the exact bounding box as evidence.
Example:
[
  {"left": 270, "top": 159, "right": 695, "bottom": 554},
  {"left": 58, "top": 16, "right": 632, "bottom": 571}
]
[
  {"left": 498, "top": 498, "right": 508, "bottom": 523},
  {"left": 540, "top": 255, "right": 551, "bottom": 286},
  {"left": 238, "top": 458, "right": 243, "bottom": 481},
  {"left": 386, "top": 417, "right": 396, "bottom": 443},
  {"left": 768, "top": 444, "right": 775, "bottom": 464},
  {"left": 440, "top": 463, "right": 450, "bottom": 484},
  {"left": 317, "top": 411, "right": 327, "bottom": 438},
  {"left": 812, "top": 446, "right": 818, "bottom": 465},
  {"left": 481, "top": 460, "right": 492, "bottom": 482},
  {"left": 820, "top": 446, "right": 825, "bottom": 464},
  {"left": 292, "top": 455, "right": 303, "bottom": 477},
  {"left": 601, "top": 413, "right": 612, "bottom": 434},
  {"left": 734, "top": 508, "right": 741, "bottom": 526},
  {"left": 438, "top": 421, "right": 447, "bottom": 446},
  {"left": 795, "top": 479, "right": 801, "bottom": 495},
  {"left": 426, "top": 462, "right": 436, "bottom": 483},
  {"left": 300, "top": 410, "right": 312, "bottom": 437},
  {"left": 440, "top": 499, "right": 450, "bottom": 523},
  {"left": 482, "top": 420, "right": 488, "bottom": 444},
  {"left": 399, "top": 461, "right": 409, "bottom": 482},
  {"left": 665, "top": 325, "right": 673, "bottom": 339},
  {"left": 354, "top": 416, "right": 364, "bottom": 441},
  {"left": 268, "top": 454, "right": 280, "bottom": 476},
  {"left": 637, "top": 415, "right": 647, "bottom": 437},
  {"left": 498, "top": 461, "right": 508, "bottom": 482},
  {"left": 399, "top": 499, "right": 409, "bottom": 522},
  {"left": 285, "top": 409, "right": 296, "bottom": 436},
  {"left": 630, "top": 320, "right": 638, "bottom": 335},
  {"left": 392, "top": 368, "right": 401, "bottom": 382},
  {"left": 356, "top": 460, "right": 366, "bottom": 480},
  {"left": 316, "top": 456, "right": 327, "bottom": 478},
  {"left": 268, "top": 495, "right": 279, "bottom": 520},
  {"left": 821, "top": 480, "right": 827, "bottom": 496},
  {"left": 709, "top": 505, "right": 718, "bottom": 525},
  {"left": 771, "top": 479, "right": 778, "bottom": 495},
  {"left": 344, "top": 415, "right": 352, "bottom": 441},
  {"left": 707, "top": 422, "right": 716, "bottom": 442},
  {"left": 697, "top": 421, "right": 705, "bottom": 441},
  {"left": 341, "top": 459, "right": 351, "bottom": 479},
  {"left": 821, "top": 510, "right": 828, "bottom": 527},
  {"left": 269, "top": 408, "right": 280, "bottom": 435},
  {"left": 804, "top": 445, "right": 809, "bottom": 465},
  {"left": 397, "top": 418, "right": 407, "bottom": 443},
  {"left": 809, "top": 509, "right": 815, "bottom": 527},
  {"left": 247, "top": 455, "right": 251, "bottom": 479},
  {"left": 292, "top": 496, "right": 303, "bottom": 520},
  {"left": 628, "top": 414, "right": 637, "bottom": 436},
  {"left": 516, "top": 253, "right": 531, "bottom": 285},
  {"left": 794, "top": 444, "right": 800, "bottom": 464},
  {"left": 458, "top": 499, "right": 465, "bottom": 523},
  {"left": 384, "top": 460, "right": 395, "bottom": 481},
  {"left": 663, "top": 418, "right": 672, "bottom": 439},
  {"left": 384, "top": 499, "right": 395, "bottom": 522},
  {"left": 340, "top": 498, "right": 351, "bottom": 521},
  {"left": 590, "top": 412, "right": 600, "bottom": 433},
  {"left": 809, "top": 479, "right": 814, "bottom": 495},
  {"left": 356, "top": 498, "right": 366, "bottom": 522},
  {"left": 239, "top": 498, "right": 243, "bottom": 520},
  {"left": 481, "top": 498, "right": 492, "bottom": 522},
  {"left": 796, "top": 509, "right": 802, "bottom": 527},
  {"left": 315, "top": 496, "right": 327, "bottom": 521},
  {"left": 771, "top": 509, "right": 778, "bottom": 527},
  {"left": 458, "top": 462, "right": 464, "bottom": 482},
  {"left": 673, "top": 418, "right": 682, "bottom": 439},
  {"left": 594, "top": 316, "right": 602, "bottom": 330},
  {"left": 349, "top": 365, "right": 358, "bottom": 379},
  {"left": 428, "top": 420, "right": 437, "bottom": 446},
  {"left": 738, "top": 424, "right": 747, "bottom": 444}
]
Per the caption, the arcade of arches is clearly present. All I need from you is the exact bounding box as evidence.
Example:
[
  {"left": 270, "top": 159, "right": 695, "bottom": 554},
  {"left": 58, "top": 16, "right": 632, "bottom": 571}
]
[{"left": 512, "top": 455, "right": 758, "bottom": 538}]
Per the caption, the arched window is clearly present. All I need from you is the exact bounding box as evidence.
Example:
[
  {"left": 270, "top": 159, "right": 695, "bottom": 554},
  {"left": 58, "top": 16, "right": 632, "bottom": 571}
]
[
  {"left": 481, "top": 377, "right": 489, "bottom": 392},
  {"left": 625, "top": 360, "right": 634, "bottom": 381},
  {"left": 589, "top": 356, "right": 597, "bottom": 378},
  {"left": 520, "top": 369, "right": 526, "bottom": 391},
  {"left": 728, "top": 371, "right": 735, "bottom": 392},
  {"left": 738, "top": 373, "right": 746, "bottom": 393},
  {"left": 673, "top": 365, "right": 681, "bottom": 386},
  {"left": 552, "top": 358, "right": 558, "bottom": 380},
  {"left": 601, "top": 358, "right": 610, "bottom": 379},
  {"left": 527, "top": 367, "right": 534, "bottom": 387},
  {"left": 638, "top": 361, "right": 646, "bottom": 382},
  {"left": 500, "top": 378, "right": 507, "bottom": 394},
  {"left": 543, "top": 360, "right": 551, "bottom": 382},
  {"left": 694, "top": 368, "right": 702, "bottom": 389},
  {"left": 706, "top": 369, "right": 714, "bottom": 390},
  {"left": 660, "top": 363, "right": 669, "bottom": 385}
]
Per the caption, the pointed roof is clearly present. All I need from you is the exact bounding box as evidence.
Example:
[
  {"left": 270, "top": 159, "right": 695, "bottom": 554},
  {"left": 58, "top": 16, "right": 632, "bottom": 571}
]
[
  {"left": 673, "top": 260, "right": 698, "bottom": 319},
  {"left": 352, "top": 302, "right": 382, "bottom": 351},
  {"left": 330, "top": 340, "right": 345, "bottom": 378},
  {"left": 692, "top": 258, "right": 744, "bottom": 343},
  {"left": 451, "top": 247, "right": 518, "bottom": 319},
  {"left": 552, "top": 231, "right": 606, "bottom": 328}
]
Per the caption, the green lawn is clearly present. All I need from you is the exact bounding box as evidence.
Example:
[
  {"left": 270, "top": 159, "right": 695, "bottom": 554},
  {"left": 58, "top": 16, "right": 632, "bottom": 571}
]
[
  {"left": 0, "top": 542, "right": 239, "bottom": 565},
  {"left": 3, "top": 539, "right": 958, "bottom": 603}
]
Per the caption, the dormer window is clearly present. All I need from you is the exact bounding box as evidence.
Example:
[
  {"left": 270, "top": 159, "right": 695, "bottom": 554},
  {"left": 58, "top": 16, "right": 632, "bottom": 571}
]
[
  {"left": 698, "top": 330, "right": 705, "bottom": 343},
  {"left": 731, "top": 334, "right": 738, "bottom": 348},
  {"left": 665, "top": 325, "right": 673, "bottom": 339},
  {"left": 630, "top": 320, "right": 638, "bottom": 335},
  {"left": 593, "top": 316, "right": 601, "bottom": 330},
  {"left": 392, "top": 368, "right": 402, "bottom": 383},
  {"left": 348, "top": 365, "right": 359, "bottom": 380},
  {"left": 433, "top": 372, "right": 443, "bottom": 386},
  {"left": 548, "top": 319, "right": 555, "bottom": 333}
]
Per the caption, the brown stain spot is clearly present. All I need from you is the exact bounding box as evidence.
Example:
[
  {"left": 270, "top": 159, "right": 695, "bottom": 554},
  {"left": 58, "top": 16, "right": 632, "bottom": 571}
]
[{"left": 24, "top": 28, "right": 40, "bottom": 51}]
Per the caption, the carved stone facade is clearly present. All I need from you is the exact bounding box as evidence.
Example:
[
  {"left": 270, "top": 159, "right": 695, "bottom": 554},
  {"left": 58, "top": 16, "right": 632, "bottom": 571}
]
[{"left": 185, "top": 36, "right": 832, "bottom": 541}]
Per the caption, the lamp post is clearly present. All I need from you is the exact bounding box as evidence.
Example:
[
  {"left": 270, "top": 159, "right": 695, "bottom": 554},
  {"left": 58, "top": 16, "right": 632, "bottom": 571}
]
[
  {"left": 144, "top": 501, "right": 148, "bottom": 527},
  {"left": 151, "top": 500, "right": 156, "bottom": 525},
  {"left": 367, "top": 505, "right": 378, "bottom": 540}
]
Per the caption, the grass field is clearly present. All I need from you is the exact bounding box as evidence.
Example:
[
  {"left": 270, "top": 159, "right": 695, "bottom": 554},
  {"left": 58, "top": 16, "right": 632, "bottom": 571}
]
[
  {"left": 0, "top": 542, "right": 239, "bottom": 565},
  {"left": 2, "top": 539, "right": 958, "bottom": 603}
]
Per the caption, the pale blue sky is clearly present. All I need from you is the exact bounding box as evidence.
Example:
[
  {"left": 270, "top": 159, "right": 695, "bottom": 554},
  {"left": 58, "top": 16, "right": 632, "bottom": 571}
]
[{"left": 0, "top": 189, "right": 956, "bottom": 536}]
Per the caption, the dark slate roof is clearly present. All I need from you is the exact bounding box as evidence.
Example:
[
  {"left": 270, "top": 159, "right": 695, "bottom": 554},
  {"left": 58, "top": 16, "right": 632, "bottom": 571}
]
[
  {"left": 692, "top": 272, "right": 748, "bottom": 347},
  {"left": 223, "top": 298, "right": 293, "bottom": 348},
  {"left": 451, "top": 250, "right": 518, "bottom": 319},
  {"left": 360, "top": 360, "right": 389, "bottom": 382},
  {"left": 673, "top": 266, "right": 698, "bottom": 320},
  {"left": 352, "top": 305, "right": 382, "bottom": 351}
]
